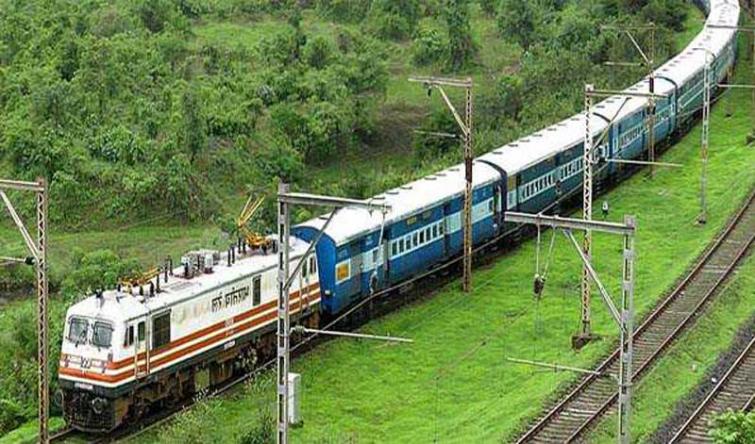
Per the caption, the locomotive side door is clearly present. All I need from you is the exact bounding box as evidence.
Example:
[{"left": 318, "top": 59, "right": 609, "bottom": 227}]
[{"left": 133, "top": 319, "right": 149, "bottom": 380}]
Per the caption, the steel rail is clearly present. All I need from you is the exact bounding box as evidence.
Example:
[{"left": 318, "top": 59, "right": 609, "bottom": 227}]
[
  {"left": 669, "top": 335, "right": 755, "bottom": 443},
  {"left": 516, "top": 189, "right": 755, "bottom": 443},
  {"left": 48, "top": 427, "right": 75, "bottom": 443},
  {"left": 565, "top": 194, "right": 754, "bottom": 442}
]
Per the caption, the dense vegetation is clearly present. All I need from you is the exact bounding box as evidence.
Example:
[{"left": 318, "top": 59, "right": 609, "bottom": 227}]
[
  {"left": 0, "top": 0, "right": 688, "bottom": 229},
  {"left": 0, "top": 0, "right": 697, "bottom": 438}
]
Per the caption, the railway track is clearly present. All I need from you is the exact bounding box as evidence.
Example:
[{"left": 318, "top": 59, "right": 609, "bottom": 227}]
[
  {"left": 516, "top": 190, "right": 755, "bottom": 444},
  {"left": 668, "top": 334, "right": 755, "bottom": 443}
]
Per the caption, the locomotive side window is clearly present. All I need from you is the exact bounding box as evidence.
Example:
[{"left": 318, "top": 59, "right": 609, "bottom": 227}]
[
  {"left": 68, "top": 317, "right": 89, "bottom": 345},
  {"left": 253, "top": 276, "right": 261, "bottom": 306},
  {"left": 92, "top": 321, "right": 114, "bottom": 348},
  {"left": 124, "top": 325, "right": 134, "bottom": 347},
  {"left": 138, "top": 322, "right": 145, "bottom": 342},
  {"left": 152, "top": 312, "right": 171, "bottom": 350}
]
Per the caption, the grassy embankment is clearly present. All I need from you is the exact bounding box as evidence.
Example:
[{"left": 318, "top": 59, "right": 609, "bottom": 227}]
[
  {"left": 125, "top": 15, "right": 755, "bottom": 444},
  {"left": 587, "top": 256, "right": 754, "bottom": 444}
]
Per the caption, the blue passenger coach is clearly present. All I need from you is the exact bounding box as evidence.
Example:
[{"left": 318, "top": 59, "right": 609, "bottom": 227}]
[{"left": 294, "top": 0, "right": 738, "bottom": 319}]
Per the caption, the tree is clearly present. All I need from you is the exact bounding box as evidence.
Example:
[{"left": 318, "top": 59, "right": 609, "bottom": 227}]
[
  {"left": 495, "top": 74, "right": 524, "bottom": 119},
  {"left": 368, "top": 0, "right": 421, "bottom": 40},
  {"left": 479, "top": 0, "right": 498, "bottom": 16},
  {"left": 444, "top": 0, "right": 475, "bottom": 70},
  {"left": 412, "top": 26, "right": 446, "bottom": 66},
  {"left": 254, "top": 141, "right": 304, "bottom": 184},
  {"left": 497, "top": 0, "right": 537, "bottom": 50},
  {"left": 179, "top": 88, "right": 208, "bottom": 163},
  {"left": 709, "top": 411, "right": 755, "bottom": 444}
]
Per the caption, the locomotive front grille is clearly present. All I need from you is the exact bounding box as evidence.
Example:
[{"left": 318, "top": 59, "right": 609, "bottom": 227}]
[{"left": 63, "top": 390, "right": 115, "bottom": 432}]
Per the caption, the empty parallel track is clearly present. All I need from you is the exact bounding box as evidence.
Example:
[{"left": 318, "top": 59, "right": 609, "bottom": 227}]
[
  {"left": 516, "top": 191, "right": 755, "bottom": 443},
  {"left": 668, "top": 335, "right": 755, "bottom": 443}
]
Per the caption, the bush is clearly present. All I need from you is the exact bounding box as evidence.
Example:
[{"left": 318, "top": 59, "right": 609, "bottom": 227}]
[
  {"left": 303, "top": 36, "right": 335, "bottom": 69},
  {"left": 367, "top": 0, "right": 420, "bottom": 41},
  {"left": 413, "top": 109, "right": 459, "bottom": 160},
  {"left": 412, "top": 26, "right": 446, "bottom": 66},
  {"left": 254, "top": 141, "right": 304, "bottom": 184},
  {"left": 0, "top": 398, "right": 24, "bottom": 435},
  {"left": 709, "top": 411, "right": 755, "bottom": 444},
  {"left": 60, "top": 249, "right": 140, "bottom": 297},
  {"left": 316, "top": 0, "right": 369, "bottom": 23},
  {"left": 237, "top": 411, "right": 274, "bottom": 444},
  {"left": 497, "top": 0, "right": 538, "bottom": 50}
]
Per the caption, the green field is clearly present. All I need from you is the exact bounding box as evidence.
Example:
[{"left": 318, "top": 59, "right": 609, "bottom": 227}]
[{"left": 124, "top": 32, "right": 755, "bottom": 444}]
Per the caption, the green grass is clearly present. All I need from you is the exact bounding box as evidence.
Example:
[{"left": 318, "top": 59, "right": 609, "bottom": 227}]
[
  {"left": 126, "top": 28, "right": 755, "bottom": 444},
  {"left": 587, "top": 255, "right": 754, "bottom": 444},
  {"left": 0, "top": 418, "right": 66, "bottom": 444}
]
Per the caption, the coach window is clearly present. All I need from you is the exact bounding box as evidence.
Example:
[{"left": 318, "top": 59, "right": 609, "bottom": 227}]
[
  {"left": 310, "top": 257, "right": 317, "bottom": 275},
  {"left": 138, "top": 321, "right": 145, "bottom": 342},
  {"left": 92, "top": 321, "right": 114, "bottom": 348},
  {"left": 302, "top": 259, "right": 308, "bottom": 278},
  {"left": 419, "top": 230, "right": 425, "bottom": 244},
  {"left": 253, "top": 276, "right": 261, "bottom": 306},
  {"left": 399, "top": 239, "right": 405, "bottom": 253},
  {"left": 413, "top": 233, "right": 419, "bottom": 247},
  {"left": 152, "top": 312, "right": 171, "bottom": 350},
  {"left": 432, "top": 224, "right": 438, "bottom": 238}
]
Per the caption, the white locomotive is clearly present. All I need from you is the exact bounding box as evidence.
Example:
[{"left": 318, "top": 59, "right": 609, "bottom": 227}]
[{"left": 58, "top": 237, "right": 320, "bottom": 431}]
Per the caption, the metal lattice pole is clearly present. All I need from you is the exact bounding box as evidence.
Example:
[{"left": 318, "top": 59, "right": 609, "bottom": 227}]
[
  {"left": 580, "top": 84, "right": 595, "bottom": 342},
  {"left": 462, "top": 80, "right": 473, "bottom": 293},
  {"left": 276, "top": 182, "right": 291, "bottom": 444},
  {"left": 408, "top": 76, "right": 474, "bottom": 293},
  {"left": 37, "top": 178, "right": 48, "bottom": 444},
  {"left": 648, "top": 27, "right": 656, "bottom": 178},
  {"left": 275, "top": 187, "right": 391, "bottom": 444},
  {"left": 0, "top": 178, "right": 48, "bottom": 443},
  {"left": 618, "top": 215, "right": 636, "bottom": 444}
]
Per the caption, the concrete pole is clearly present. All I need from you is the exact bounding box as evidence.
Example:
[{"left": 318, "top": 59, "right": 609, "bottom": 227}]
[{"left": 700, "top": 56, "right": 711, "bottom": 224}]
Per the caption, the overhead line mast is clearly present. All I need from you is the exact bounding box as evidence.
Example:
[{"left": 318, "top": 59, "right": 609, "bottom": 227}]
[
  {"left": 0, "top": 178, "right": 49, "bottom": 444},
  {"left": 408, "top": 75, "right": 474, "bottom": 293}
]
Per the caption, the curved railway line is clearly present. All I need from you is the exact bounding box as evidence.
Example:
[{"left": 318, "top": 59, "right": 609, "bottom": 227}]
[
  {"left": 668, "top": 334, "right": 755, "bottom": 443},
  {"left": 50, "top": 192, "right": 755, "bottom": 443},
  {"left": 516, "top": 190, "right": 755, "bottom": 444}
]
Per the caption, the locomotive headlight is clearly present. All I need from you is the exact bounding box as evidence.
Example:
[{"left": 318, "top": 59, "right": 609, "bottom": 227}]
[{"left": 91, "top": 397, "right": 107, "bottom": 415}]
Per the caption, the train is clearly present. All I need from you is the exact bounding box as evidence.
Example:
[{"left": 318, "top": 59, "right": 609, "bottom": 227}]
[{"left": 58, "top": 0, "right": 740, "bottom": 432}]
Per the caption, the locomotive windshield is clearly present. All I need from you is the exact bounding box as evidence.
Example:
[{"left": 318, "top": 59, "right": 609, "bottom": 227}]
[
  {"left": 68, "top": 317, "right": 89, "bottom": 345},
  {"left": 92, "top": 321, "right": 114, "bottom": 348},
  {"left": 67, "top": 317, "right": 114, "bottom": 347}
]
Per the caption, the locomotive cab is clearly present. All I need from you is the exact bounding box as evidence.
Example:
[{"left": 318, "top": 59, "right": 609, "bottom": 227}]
[{"left": 59, "top": 291, "right": 145, "bottom": 432}]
